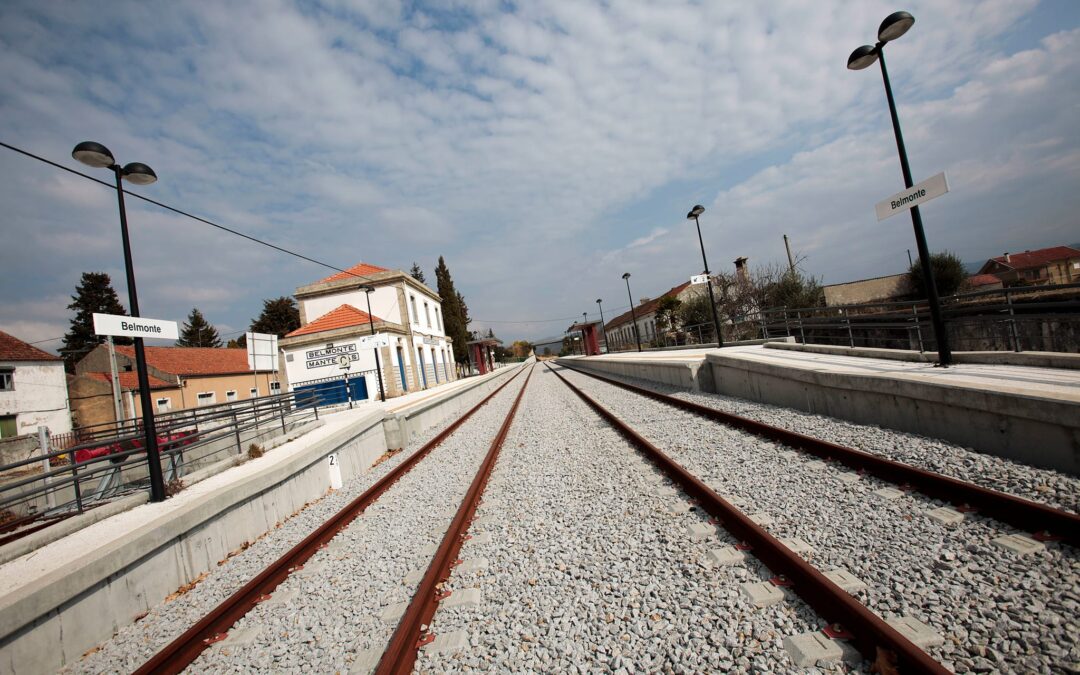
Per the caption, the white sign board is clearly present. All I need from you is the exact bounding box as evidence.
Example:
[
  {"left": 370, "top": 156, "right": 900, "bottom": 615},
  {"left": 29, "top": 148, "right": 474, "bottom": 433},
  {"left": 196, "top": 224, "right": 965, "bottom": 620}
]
[
  {"left": 246, "top": 332, "right": 279, "bottom": 372},
  {"left": 690, "top": 274, "right": 710, "bottom": 285},
  {"left": 876, "top": 172, "right": 949, "bottom": 221},
  {"left": 357, "top": 333, "right": 390, "bottom": 349},
  {"left": 93, "top": 313, "right": 178, "bottom": 340}
]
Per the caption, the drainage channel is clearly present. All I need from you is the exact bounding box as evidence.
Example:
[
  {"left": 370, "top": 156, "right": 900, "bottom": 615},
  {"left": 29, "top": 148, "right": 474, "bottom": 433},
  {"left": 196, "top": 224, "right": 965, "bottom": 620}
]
[
  {"left": 133, "top": 366, "right": 529, "bottom": 675},
  {"left": 547, "top": 362, "right": 949, "bottom": 674}
]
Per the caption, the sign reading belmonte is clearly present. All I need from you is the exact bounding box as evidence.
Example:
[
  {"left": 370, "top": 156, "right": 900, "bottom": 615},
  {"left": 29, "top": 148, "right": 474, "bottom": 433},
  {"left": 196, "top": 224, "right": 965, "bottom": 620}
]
[
  {"left": 93, "top": 313, "right": 179, "bottom": 340},
  {"left": 875, "top": 172, "right": 949, "bottom": 221}
]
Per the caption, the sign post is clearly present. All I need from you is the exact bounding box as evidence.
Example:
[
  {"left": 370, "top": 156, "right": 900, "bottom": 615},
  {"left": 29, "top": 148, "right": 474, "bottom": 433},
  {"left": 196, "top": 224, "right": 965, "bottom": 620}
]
[{"left": 338, "top": 354, "right": 353, "bottom": 409}]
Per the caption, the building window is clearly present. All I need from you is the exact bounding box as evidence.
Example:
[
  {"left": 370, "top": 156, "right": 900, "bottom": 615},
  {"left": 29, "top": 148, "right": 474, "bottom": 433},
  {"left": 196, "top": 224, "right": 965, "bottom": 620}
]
[
  {"left": 197, "top": 392, "right": 216, "bottom": 406},
  {"left": 226, "top": 390, "right": 238, "bottom": 402},
  {"left": 435, "top": 308, "right": 442, "bottom": 331},
  {"left": 156, "top": 398, "right": 172, "bottom": 413},
  {"left": 270, "top": 381, "right": 281, "bottom": 394},
  {"left": 250, "top": 387, "right": 258, "bottom": 397},
  {"left": 410, "top": 295, "right": 418, "bottom": 323},
  {"left": 424, "top": 302, "right": 431, "bottom": 327},
  {"left": 0, "top": 415, "right": 16, "bottom": 438},
  {"left": 0, "top": 368, "right": 12, "bottom": 391}
]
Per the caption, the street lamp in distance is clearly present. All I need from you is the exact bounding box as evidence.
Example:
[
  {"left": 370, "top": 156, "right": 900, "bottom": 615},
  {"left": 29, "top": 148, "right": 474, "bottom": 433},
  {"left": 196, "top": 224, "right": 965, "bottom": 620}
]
[
  {"left": 686, "top": 204, "right": 724, "bottom": 348},
  {"left": 357, "top": 284, "right": 386, "bottom": 402},
  {"left": 622, "top": 272, "right": 642, "bottom": 352},
  {"left": 71, "top": 141, "right": 166, "bottom": 502},
  {"left": 595, "top": 299, "right": 608, "bottom": 353}
]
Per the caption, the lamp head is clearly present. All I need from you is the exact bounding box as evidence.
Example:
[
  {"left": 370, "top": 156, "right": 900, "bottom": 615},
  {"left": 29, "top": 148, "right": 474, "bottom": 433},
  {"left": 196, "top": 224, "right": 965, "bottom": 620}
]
[
  {"left": 622, "top": 272, "right": 631, "bottom": 280},
  {"left": 72, "top": 141, "right": 115, "bottom": 168},
  {"left": 357, "top": 284, "right": 375, "bottom": 294},
  {"left": 878, "top": 11, "right": 914, "bottom": 42},
  {"left": 847, "top": 44, "right": 879, "bottom": 70},
  {"left": 121, "top": 162, "right": 157, "bottom": 185},
  {"left": 687, "top": 204, "right": 705, "bottom": 219},
  {"left": 596, "top": 298, "right": 602, "bottom": 304}
]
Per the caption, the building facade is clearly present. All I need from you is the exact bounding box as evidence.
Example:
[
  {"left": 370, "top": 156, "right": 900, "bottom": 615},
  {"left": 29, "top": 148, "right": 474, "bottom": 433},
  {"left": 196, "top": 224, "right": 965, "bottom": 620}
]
[
  {"left": 604, "top": 281, "right": 696, "bottom": 349},
  {"left": 0, "top": 331, "right": 72, "bottom": 438},
  {"left": 977, "top": 246, "right": 1080, "bottom": 287},
  {"left": 282, "top": 263, "right": 455, "bottom": 400}
]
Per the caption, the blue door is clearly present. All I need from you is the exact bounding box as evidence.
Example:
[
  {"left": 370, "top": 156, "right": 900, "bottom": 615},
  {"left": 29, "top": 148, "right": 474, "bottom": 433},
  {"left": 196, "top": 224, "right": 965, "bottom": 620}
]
[
  {"left": 417, "top": 348, "right": 427, "bottom": 387},
  {"left": 396, "top": 347, "right": 407, "bottom": 391}
]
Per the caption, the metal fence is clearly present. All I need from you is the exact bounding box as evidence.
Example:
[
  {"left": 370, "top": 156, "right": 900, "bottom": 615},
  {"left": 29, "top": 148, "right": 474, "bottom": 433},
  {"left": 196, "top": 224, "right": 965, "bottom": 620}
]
[
  {"left": 603, "top": 283, "right": 1080, "bottom": 354},
  {"left": 0, "top": 389, "right": 334, "bottom": 545}
]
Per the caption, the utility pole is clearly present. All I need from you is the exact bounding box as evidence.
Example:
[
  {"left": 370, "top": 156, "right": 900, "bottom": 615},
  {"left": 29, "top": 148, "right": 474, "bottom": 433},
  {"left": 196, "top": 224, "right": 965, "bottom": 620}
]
[
  {"left": 907, "top": 249, "right": 913, "bottom": 268},
  {"left": 783, "top": 234, "right": 796, "bottom": 274},
  {"left": 106, "top": 336, "right": 125, "bottom": 428}
]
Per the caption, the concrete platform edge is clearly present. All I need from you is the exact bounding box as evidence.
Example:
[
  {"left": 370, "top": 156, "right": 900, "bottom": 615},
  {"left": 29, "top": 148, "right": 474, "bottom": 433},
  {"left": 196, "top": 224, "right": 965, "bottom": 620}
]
[{"left": 765, "top": 342, "right": 1080, "bottom": 370}]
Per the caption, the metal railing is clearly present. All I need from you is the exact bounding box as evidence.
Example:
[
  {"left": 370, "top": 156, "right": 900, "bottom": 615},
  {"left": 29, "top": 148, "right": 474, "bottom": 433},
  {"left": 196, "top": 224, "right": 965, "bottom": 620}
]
[
  {"left": 602, "top": 283, "right": 1080, "bottom": 354},
  {"left": 0, "top": 390, "right": 334, "bottom": 543}
]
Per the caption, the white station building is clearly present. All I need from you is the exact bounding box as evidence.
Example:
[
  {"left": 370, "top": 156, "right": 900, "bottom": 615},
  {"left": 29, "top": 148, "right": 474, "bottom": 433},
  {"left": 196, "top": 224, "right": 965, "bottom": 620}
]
[{"left": 280, "top": 263, "right": 455, "bottom": 403}]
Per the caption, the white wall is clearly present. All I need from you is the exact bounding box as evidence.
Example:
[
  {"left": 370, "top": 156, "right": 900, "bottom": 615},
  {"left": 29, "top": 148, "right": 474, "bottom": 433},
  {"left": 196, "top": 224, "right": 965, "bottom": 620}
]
[
  {"left": 409, "top": 335, "right": 452, "bottom": 385},
  {"left": 301, "top": 285, "right": 401, "bottom": 329},
  {"left": 0, "top": 360, "right": 73, "bottom": 436},
  {"left": 282, "top": 334, "right": 388, "bottom": 400}
]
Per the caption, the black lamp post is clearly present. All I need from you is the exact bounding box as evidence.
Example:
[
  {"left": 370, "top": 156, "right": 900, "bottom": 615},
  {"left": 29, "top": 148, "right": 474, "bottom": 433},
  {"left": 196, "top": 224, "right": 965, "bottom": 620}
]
[
  {"left": 596, "top": 298, "right": 608, "bottom": 353},
  {"left": 357, "top": 284, "right": 386, "bottom": 402},
  {"left": 848, "top": 11, "right": 952, "bottom": 366},
  {"left": 581, "top": 312, "right": 589, "bottom": 356},
  {"left": 687, "top": 204, "right": 725, "bottom": 348},
  {"left": 622, "top": 272, "right": 642, "bottom": 352},
  {"left": 71, "top": 141, "right": 166, "bottom": 502}
]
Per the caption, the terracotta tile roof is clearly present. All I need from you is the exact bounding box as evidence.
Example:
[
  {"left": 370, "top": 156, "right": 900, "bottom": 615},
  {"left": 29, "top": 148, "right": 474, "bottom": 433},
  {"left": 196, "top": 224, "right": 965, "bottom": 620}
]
[
  {"left": 286, "top": 304, "right": 383, "bottom": 338},
  {"left": 85, "top": 371, "right": 174, "bottom": 391},
  {"left": 315, "top": 262, "right": 390, "bottom": 285},
  {"left": 604, "top": 281, "right": 692, "bottom": 330},
  {"left": 967, "top": 274, "right": 1002, "bottom": 287},
  {"left": 0, "top": 330, "right": 60, "bottom": 361},
  {"left": 114, "top": 345, "right": 257, "bottom": 376},
  {"left": 985, "top": 246, "right": 1080, "bottom": 271}
]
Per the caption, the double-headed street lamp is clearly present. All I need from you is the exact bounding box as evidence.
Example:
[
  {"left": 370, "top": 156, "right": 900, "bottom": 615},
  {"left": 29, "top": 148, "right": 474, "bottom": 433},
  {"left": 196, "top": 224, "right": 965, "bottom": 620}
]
[
  {"left": 686, "top": 205, "right": 724, "bottom": 348},
  {"left": 357, "top": 285, "right": 386, "bottom": 402},
  {"left": 71, "top": 141, "right": 166, "bottom": 502},
  {"left": 848, "top": 11, "right": 952, "bottom": 366},
  {"left": 622, "top": 272, "right": 642, "bottom": 352},
  {"left": 595, "top": 299, "right": 608, "bottom": 353}
]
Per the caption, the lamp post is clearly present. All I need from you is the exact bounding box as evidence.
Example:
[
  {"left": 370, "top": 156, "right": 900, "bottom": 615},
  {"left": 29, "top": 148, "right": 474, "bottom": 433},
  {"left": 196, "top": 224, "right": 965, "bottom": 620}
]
[
  {"left": 848, "top": 11, "right": 952, "bottom": 366},
  {"left": 71, "top": 141, "right": 166, "bottom": 502},
  {"left": 357, "top": 284, "right": 386, "bottom": 402},
  {"left": 596, "top": 299, "right": 608, "bottom": 353},
  {"left": 686, "top": 204, "right": 724, "bottom": 348},
  {"left": 622, "top": 273, "right": 642, "bottom": 352},
  {"left": 581, "top": 312, "right": 589, "bottom": 356}
]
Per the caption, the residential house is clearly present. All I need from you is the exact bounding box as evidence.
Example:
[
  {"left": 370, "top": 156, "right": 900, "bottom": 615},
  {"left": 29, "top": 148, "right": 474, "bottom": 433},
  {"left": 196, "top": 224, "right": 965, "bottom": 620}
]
[
  {"left": 0, "top": 330, "right": 72, "bottom": 438},
  {"left": 604, "top": 281, "right": 696, "bottom": 349},
  {"left": 977, "top": 246, "right": 1080, "bottom": 287}
]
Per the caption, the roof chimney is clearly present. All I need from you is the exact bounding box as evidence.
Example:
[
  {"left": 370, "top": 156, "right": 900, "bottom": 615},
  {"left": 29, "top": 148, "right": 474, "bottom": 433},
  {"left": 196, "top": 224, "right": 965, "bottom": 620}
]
[
  {"left": 639, "top": 297, "right": 650, "bottom": 305},
  {"left": 1004, "top": 252, "right": 1010, "bottom": 263},
  {"left": 733, "top": 256, "right": 749, "bottom": 283}
]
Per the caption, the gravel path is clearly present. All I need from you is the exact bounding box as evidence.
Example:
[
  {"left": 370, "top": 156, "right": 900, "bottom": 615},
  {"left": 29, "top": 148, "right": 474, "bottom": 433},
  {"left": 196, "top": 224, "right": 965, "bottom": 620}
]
[
  {"left": 417, "top": 364, "right": 857, "bottom": 674},
  {"left": 65, "top": 370, "right": 524, "bottom": 674},
  {"left": 580, "top": 366, "right": 1080, "bottom": 513},
  {"left": 559, "top": 364, "right": 1080, "bottom": 674}
]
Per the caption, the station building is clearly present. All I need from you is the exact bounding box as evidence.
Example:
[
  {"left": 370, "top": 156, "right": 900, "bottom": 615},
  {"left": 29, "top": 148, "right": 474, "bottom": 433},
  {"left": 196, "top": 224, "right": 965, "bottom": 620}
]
[{"left": 281, "top": 263, "right": 455, "bottom": 402}]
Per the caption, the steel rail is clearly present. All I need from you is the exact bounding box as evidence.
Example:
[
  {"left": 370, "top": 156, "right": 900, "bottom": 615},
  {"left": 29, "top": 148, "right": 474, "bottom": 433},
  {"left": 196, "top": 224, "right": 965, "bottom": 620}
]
[
  {"left": 133, "top": 365, "right": 528, "bottom": 675},
  {"left": 546, "top": 363, "right": 948, "bottom": 673},
  {"left": 559, "top": 361, "right": 1079, "bottom": 545},
  {"left": 374, "top": 365, "right": 534, "bottom": 675}
]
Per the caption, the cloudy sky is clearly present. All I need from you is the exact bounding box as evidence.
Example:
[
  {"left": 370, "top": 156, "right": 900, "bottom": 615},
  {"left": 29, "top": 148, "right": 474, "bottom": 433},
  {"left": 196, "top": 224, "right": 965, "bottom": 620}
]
[{"left": 1, "top": 1, "right": 1078, "bottom": 350}]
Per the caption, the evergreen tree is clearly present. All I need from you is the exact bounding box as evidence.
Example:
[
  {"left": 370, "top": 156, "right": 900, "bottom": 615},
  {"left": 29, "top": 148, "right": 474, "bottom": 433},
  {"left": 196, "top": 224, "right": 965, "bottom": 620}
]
[
  {"left": 61, "top": 272, "right": 130, "bottom": 372},
  {"left": 435, "top": 256, "right": 471, "bottom": 362},
  {"left": 409, "top": 262, "right": 426, "bottom": 284},
  {"left": 249, "top": 296, "right": 301, "bottom": 337},
  {"left": 176, "top": 308, "right": 222, "bottom": 347},
  {"left": 909, "top": 251, "right": 968, "bottom": 298}
]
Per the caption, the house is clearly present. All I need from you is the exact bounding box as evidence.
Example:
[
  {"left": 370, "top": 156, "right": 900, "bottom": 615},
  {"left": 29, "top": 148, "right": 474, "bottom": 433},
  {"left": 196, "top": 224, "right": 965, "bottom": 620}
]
[
  {"left": 604, "top": 281, "right": 696, "bottom": 349},
  {"left": 977, "top": 246, "right": 1080, "bottom": 287},
  {"left": 70, "top": 345, "right": 279, "bottom": 429},
  {"left": 0, "top": 330, "right": 72, "bottom": 438},
  {"left": 966, "top": 274, "right": 1004, "bottom": 291},
  {"left": 281, "top": 262, "right": 455, "bottom": 402}
]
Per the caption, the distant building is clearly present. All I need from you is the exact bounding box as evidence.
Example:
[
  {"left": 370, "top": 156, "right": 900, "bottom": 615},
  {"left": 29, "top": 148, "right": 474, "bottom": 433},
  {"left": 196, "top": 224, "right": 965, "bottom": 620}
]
[
  {"left": 823, "top": 273, "right": 912, "bottom": 307},
  {"left": 604, "top": 281, "right": 696, "bottom": 347},
  {"left": 966, "top": 274, "right": 1004, "bottom": 291},
  {"left": 282, "top": 262, "right": 454, "bottom": 402},
  {"left": 977, "top": 246, "right": 1080, "bottom": 287},
  {"left": 70, "top": 345, "right": 278, "bottom": 429},
  {"left": 0, "top": 330, "right": 72, "bottom": 438}
]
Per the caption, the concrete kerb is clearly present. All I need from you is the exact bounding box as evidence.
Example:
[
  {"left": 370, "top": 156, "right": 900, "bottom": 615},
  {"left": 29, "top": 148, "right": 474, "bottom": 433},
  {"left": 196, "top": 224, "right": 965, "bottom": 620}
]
[
  {"left": 705, "top": 352, "right": 1080, "bottom": 475},
  {"left": 0, "top": 419, "right": 325, "bottom": 567},
  {"left": 556, "top": 357, "right": 712, "bottom": 392},
  {"left": 764, "top": 341, "right": 1080, "bottom": 370},
  {"left": 0, "top": 411, "right": 383, "bottom": 672}
]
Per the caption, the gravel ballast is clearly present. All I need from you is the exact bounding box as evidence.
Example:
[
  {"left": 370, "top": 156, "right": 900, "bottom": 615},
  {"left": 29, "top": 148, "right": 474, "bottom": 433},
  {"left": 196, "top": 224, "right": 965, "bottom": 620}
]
[{"left": 558, "top": 364, "right": 1080, "bottom": 674}]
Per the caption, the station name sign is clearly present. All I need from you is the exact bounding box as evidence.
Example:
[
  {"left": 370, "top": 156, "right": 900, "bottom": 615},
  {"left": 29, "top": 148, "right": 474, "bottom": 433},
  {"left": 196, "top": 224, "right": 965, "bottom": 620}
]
[
  {"left": 690, "top": 274, "right": 710, "bottom": 286},
  {"left": 306, "top": 343, "right": 358, "bottom": 369},
  {"left": 875, "top": 172, "right": 949, "bottom": 221},
  {"left": 93, "top": 313, "right": 179, "bottom": 340}
]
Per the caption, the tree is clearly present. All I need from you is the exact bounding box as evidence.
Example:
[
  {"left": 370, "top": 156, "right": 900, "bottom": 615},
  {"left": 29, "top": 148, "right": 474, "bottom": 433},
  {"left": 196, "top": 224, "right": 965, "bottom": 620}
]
[
  {"left": 654, "top": 296, "right": 683, "bottom": 333},
  {"left": 409, "top": 262, "right": 426, "bottom": 284},
  {"left": 435, "top": 256, "right": 472, "bottom": 362},
  {"left": 61, "top": 272, "right": 130, "bottom": 372},
  {"left": 909, "top": 251, "right": 967, "bottom": 298},
  {"left": 176, "top": 308, "right": 222, "bottom": 347},
  {"left": 511, "top": 340, "right": 533, "bottom": 358},
  {"left": 249, "top": 296, "right": 301, "bottom": 337}
]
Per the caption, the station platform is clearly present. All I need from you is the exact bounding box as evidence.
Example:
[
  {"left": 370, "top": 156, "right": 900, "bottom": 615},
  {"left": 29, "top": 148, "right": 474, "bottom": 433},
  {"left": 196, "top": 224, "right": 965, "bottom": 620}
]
[{"left": 559, "top": 344, "right": 1080, "bottom": 475}]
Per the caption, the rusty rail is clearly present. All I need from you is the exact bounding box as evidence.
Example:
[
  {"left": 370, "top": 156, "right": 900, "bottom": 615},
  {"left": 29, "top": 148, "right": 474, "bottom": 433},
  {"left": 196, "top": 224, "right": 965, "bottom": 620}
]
[
  {"left": 558, "top": 361, "right": 1079, "bottom": 546},
  {"left": 547, "top": 363, "right": 948, "bottom": 673},
  {"left": 134, "top": 366, "right": 528, "bottom": 675},
  {"left": 375, "top": 365, "right": 533, "bottom": 674}
]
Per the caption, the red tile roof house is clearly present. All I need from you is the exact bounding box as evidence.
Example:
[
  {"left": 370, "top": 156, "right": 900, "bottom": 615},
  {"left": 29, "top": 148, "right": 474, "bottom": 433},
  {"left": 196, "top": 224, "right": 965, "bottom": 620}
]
[
  {"left": 281, "top": 262, "right": 456, "bottom": 401},
  {"left": 603, "top": 281, "right": 696, "bottom": 350},
  {"left": 69, "top": 345, "right": 280, "bottom": 429},
  {"left": 976, "top": 246, "right": 1080, "bottom": 287},
  {"left": 0, "top": 330, "right": 73, "bottom": 440}
]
